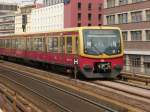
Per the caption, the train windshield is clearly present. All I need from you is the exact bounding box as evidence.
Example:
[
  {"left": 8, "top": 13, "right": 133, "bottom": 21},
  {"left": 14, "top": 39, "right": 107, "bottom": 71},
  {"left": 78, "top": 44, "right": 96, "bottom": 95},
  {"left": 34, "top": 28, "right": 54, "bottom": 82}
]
[{"left": 83, "top": 29, "right": 121, "bottom": 55}]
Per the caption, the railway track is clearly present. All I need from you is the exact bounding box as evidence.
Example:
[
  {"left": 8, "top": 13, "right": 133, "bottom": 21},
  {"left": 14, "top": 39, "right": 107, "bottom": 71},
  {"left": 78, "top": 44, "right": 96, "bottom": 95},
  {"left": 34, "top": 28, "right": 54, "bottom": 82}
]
[
  {"left": 120, "top": 72, "right": 150, "bottom": 85},
  {"left": 113, "top": 80, "right": 150, "bottom": 90},
  {"left": 0, "top": 63, "right": 120, "bottom": 112},
  {"left": 93, "top": 80, "right": 150, "bottom": 99},
  {"left": 0, "top": 61, "right": 150, "bottom": 111}
]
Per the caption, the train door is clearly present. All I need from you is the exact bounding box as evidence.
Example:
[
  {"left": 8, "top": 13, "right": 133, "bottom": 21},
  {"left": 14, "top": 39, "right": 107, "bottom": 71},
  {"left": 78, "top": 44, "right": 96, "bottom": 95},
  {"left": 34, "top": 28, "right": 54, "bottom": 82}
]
[
  {"left": 73, "top": 36, "right": 79, "bottom": 55},
  {"left": 65, "top": 36, "right": 73, "bottom": 65},
  {"left": 59, "top": 36, "right": 65, "bottom": 64}
]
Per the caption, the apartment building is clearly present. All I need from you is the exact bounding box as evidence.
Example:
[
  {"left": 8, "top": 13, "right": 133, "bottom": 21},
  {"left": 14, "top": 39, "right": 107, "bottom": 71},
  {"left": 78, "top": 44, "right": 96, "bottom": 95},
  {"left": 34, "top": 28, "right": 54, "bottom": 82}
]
[
  {"left": 0, "top": 0, "right": 17, "bottom": 35},
  {"left": 103, "top": 0, "right": 150, "bottom": 74}
]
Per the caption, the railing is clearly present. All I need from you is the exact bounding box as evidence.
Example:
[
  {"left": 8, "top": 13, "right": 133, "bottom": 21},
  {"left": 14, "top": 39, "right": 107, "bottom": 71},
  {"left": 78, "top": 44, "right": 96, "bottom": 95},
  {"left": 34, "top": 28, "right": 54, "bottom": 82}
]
[{"left": 123, "top": 59, "right": 150, "bottom": 76}]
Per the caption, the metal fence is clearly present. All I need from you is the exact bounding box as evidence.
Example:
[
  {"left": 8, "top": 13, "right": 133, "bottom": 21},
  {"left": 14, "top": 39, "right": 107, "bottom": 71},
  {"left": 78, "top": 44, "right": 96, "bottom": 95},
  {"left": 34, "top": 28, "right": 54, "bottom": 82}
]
[{"left": 123, "top": 59, "right": 150, "bottom": 76}]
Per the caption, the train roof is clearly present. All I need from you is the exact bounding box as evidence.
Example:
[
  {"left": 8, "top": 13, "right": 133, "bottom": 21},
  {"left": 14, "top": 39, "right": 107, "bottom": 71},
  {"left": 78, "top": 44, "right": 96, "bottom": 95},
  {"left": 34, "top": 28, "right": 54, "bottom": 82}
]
[{"left": 0, "top": 26, "right": 121, "bottom": 38}]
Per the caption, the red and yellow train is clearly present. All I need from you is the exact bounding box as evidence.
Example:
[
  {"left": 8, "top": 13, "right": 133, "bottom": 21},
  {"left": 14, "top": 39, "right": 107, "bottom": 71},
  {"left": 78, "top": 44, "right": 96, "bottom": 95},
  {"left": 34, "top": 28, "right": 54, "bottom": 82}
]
[{"left": 0, "top": 26, "right": 124, "bottom": 78}]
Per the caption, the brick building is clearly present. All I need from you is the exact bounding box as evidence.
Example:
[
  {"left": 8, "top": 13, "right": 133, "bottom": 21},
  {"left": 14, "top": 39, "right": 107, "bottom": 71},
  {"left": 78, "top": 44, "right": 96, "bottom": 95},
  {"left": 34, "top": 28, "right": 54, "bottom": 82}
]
[
  {"left": 103, "top": 0, "right": 150, "bottom": 74},
  {"left": 43, "top": 0, "right": 103, "bottom": 28}
]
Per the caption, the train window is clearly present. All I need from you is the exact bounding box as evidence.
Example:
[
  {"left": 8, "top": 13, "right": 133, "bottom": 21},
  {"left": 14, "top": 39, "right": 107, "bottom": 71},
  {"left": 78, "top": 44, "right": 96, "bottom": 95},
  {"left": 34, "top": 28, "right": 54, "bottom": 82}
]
[
  {"left": 15, "top": 39, "right": 18, "bottom": 49},
  {"left": 12, "top": 39, "right": 16, "bottom": 49},
  {"left": 47, "top": 37, "right": 58, "bottom": 52},
  {"left": 60, "top": 37, "right": 65, "bottom": 53},
  {"left": 16, "top": 39, "right": 21, "bottom": 49},
  {"left": 0, "top": 40, "right": 2, "bottom": 48},
  {"left": 67, "top": 36, "right": 72, "bottom": 54},
  {"left": 47, "top": 37, "right": 53, "bottom": 52},
  {"left": 21, "top": 38, "right": 26, "bottom": 50},
  {"left": 53, "top": 37, "right": 58, "bottom": 52},
  {"left": 32, "top": 38, "right": 43, "bottom": 51},
  {"left": 27, "top": 38, "right": 33, "bottom": 51},
  {"left": 37, "top": 38, "right": 43, "bottom": 51},
  {"left": 32, "top": 38, "right": 37, "bottom": 51},
  {"left": 15, "top": 38, "right": 25, "bottom": 50},
  {"left": 1, "top": 40, "right": 5, "bottom": 48},
  {"left": 5, "top": 39, "right": 11, "bottom": 48}
]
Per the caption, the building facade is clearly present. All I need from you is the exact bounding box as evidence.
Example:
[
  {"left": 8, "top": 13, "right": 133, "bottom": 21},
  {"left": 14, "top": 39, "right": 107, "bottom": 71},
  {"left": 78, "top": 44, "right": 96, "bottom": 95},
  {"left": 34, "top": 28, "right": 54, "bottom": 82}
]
[
  {"left": 43, "top": 0, "right": 64, "bottom": 6},
  {"left": 30, "top": 3, "right": 64, "bottom": 32},
  {"left": 29, "top": 0, "right": 103, "bottom": 32},
  {"left": 0, "top": 0, "right": 17, "bottom": 35},
  {"left": 103, "top": 0, "right": 150, "bottom": 74},
  {"left": 64, "top": 0, "right": 102, "bottom": 28},
  {"left": 15, "top": 4, "right": 36, "bottom": 34},
  {"left": 0, "top": 15, "right": 15, "bottom": 35}
]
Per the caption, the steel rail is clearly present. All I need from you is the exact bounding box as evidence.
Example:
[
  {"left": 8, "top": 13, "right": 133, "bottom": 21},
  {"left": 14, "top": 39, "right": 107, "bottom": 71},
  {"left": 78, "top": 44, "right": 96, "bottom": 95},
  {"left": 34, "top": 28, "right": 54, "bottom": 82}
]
[
  {"left": 92, "top": 81, "right": 150, "bottom": 100},
  {"left": 0, "top": 74, "right": 72, "bottom": 112},
  {"left": 113, "top": 80, "right": 150, "bottom": 90},
  {"left": 120, "top": 72, "right": 150, "bottom": 85},
  {"left": 0, "top": 66, "right": 118, "bottom": 112}
]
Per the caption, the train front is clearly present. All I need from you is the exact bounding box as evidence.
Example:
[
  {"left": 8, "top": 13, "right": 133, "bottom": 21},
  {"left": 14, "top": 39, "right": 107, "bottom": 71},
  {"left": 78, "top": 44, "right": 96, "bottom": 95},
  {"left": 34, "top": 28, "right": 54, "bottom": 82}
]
[{"left": 79, "top": 27, "right": 124, "bottom": 78}]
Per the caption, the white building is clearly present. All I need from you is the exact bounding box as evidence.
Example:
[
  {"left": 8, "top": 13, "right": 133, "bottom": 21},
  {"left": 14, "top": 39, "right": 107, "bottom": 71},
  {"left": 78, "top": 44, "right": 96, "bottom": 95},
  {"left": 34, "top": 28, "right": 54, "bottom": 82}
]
[
  {"left": 0, "top": 0, "right": 16, "bottom": 4},
  {"left": 30, "top": 3, "right": 64, "bottom": 32}
]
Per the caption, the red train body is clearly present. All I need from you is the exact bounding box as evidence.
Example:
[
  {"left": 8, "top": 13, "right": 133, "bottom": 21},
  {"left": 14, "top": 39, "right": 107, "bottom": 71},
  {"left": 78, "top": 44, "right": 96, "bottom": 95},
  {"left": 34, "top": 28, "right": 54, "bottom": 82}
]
[{"left": 0, "top": 27, "right": 124, "bottom": 78}]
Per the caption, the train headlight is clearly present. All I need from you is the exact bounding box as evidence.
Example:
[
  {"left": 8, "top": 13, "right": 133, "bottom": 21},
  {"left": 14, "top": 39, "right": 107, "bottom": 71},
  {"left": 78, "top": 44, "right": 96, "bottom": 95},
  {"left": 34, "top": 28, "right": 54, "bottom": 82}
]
[
  {"left": 114, "top": 64, "right": 122, "bottom": 71},
  {"left": 83, "top": 65, "right": 93, "bottom": 72}
]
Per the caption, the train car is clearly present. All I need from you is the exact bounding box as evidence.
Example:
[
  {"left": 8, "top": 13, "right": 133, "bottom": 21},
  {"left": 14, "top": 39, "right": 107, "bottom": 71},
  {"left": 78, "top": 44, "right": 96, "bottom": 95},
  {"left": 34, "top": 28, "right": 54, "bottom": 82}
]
[{"left": 0, "top": 26, "right": 124, "bottom": 78}]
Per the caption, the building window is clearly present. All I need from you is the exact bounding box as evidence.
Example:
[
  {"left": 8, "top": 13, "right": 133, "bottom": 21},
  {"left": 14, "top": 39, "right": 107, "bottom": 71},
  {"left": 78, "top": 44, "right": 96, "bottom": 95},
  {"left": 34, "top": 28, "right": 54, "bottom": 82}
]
[
  {"left": 119, "top": 0, "right": 128, "bottom": 5},
  {"left": 129, "top": 55, "right": 141, "bottom": 67},
  {"left": 98, "top": 14, "right": 101, "bottom": 21},
  {"left": 78, "top": 13, "right": 81, "bottom": 21},
  {"left": 88, "top": 23, "right": 91, "bottom": 26},
  {"left": 118, "top": 13, "right": 128, "bottom": 24},
  {"left": 88, "top": 3, "right": 92, "bottom": 10},
  {"left": 77, "top": 2, "right": 81, "bottom": 10},
  {"left": 107, "top": 0, "right": 115, "bottom": 8},
  {"left": 146, "top": 30, "right": 150, "bottom": 40},
  {"left": 131, "top": 31, "right": 142, "bottom": 41},
  {"left": 88, "top": 13, "right": 92, "bottom": 21},
  {"left": 144, "top": 56, "right": 150, "bottom": 69},
  {"left": 122, "top": 31, "right": 128, "bottom": 41},
  {"left": 98, "top": 4, "right": 102, "bottom": 11},
  {"left": 77, "top": 23, "right": 81, "bottom": 27},
  {"left": 106, "top": 15, "right": 115, "bottom": 25},
  {"left": 132, "top": 0, "right": 143, "bottom": 3},
  {"left": 146, "top": 10, "right": 150, "bottom": 21},
  {"left": 131, "top": 11, "right": 142, "bottom": 23}
]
